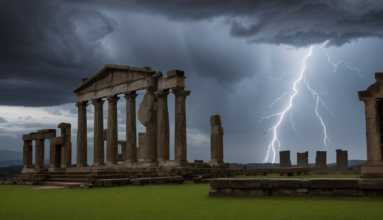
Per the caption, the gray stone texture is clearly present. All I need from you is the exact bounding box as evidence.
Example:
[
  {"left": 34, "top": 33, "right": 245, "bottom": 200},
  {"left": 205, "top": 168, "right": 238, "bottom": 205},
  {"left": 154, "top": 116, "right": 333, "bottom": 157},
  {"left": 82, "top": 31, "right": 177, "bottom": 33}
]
[
  {"left": 172, "top": 89, "right": 190, "bottom": 161},
  {"left": 336, "top": 149, "right": 348, "bottom": 172},
  {"left": 156, "top": 90, "right": 170, "bottom": 161},
  {"left": 137, "top": 132, "right": 146, "bottom": 162},
  {"left": 279, "top": 151, "right": 291, "bottom": 168},
  {"left": 315, "top": 151, "right": 327, "bottom": 169},
  {"left": 210, "top": 115, "right": 224, "bottom": 164},
  {"left": 92, "top": 99, "right": 105, "bottom": 166},
  {"left": 76, "top": 101, "right": 88, "bottom": 167},
  {"left": 106, "top": 96, "right": 120, "bottom": 165},
  {"left": 145, "top": 91, "right": 158, "bottom": 162},
  {"left": 297, "top": 151, "right": 309, "bottom": 168},
  {"left": 124, "top": 92, "right": 138, "bottom": 163}
]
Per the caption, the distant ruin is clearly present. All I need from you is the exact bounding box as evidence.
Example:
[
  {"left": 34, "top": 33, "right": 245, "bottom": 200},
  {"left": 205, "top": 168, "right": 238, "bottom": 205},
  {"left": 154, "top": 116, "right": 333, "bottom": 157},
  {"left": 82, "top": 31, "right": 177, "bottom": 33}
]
[
  {"left": 297, "top": 151, "right": 309, "bottom": 168},
  {"left": 279, "top": 150, "right": 291, "bottom": 168}
]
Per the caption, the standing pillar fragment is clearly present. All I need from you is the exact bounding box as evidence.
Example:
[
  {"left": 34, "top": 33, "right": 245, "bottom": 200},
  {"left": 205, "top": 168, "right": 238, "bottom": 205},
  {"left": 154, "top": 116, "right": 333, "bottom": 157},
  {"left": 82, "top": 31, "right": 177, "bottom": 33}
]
[
  {"left": 76, "top": 101, "right": 88, "bottom": 167},
  {"left": 35, "top": 139, "right": 45, "bottom": 168},
  {"left": 172, "top": 89, "right": 191, "bottom": 161},
  {"left": 23, "top": 140, "right": 33, "bottom": 168},
  {"left": 279, "top": 151, "right": 291, "bottom": 168},
  {"left": 145, "top": 92, "right": 158, "bottom": 162},
  {"left": 297, "top": 151, "right": 309, "bottom": 168},
  {"left": 124, "top": 92, "right": 138, "bottom": 163},
  {"left": 106, "top": 96, "right": 120, "bottom": 165},
  {"left": 363, "top": 99, "right": 383, "bottom": 164},
  {"left": 336, "top": 149, "right": 348, "bottom": 172},
  {"left": 315, "top": 151, "right": 327, "bottom": 169},
  {"left": 137, "top": 132, "right": 146, "bottom": 162},
  {"left": 92, "top": 99, "right": 105, "bottom": 166},
  {"left": 157, "top": 90, "right": 170, "bottom": 161},
  {"left": 210, "top": 115, "right": 224, "bottom": 164}
]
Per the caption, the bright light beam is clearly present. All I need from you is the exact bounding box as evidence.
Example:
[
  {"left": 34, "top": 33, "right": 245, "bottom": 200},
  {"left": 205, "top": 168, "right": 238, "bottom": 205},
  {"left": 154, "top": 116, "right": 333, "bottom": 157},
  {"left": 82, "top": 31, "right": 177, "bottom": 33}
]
[{"left": 262, "top": 46, "right": 313, "bottom": 163}]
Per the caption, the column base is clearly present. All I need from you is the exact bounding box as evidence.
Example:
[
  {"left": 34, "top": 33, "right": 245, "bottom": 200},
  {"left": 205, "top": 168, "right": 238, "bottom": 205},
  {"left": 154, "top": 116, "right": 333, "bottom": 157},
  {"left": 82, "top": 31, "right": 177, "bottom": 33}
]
[
  {"left": 93, "top": 163, "right": 105, "bottom": 167},
  {"left": 361, "top": 164, "right": 383, "bottom": 178},
  {"left": 159, "top": 160, "right": 189, "bottom": 167}
]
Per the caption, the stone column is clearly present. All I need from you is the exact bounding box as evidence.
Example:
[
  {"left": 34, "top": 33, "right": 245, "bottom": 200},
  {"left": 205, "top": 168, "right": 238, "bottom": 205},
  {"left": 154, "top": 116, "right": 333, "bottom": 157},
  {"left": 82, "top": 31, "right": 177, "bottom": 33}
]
[
  {"left": 145, "top": 93, "right": 158, "bottom": 162},
  {"left": 124, "top": 92, "right": 138, "bottom": 163},
  {"left": 49, "top": 138, "right": 60, "bottom": 168},
  {"left": 76, "top": 101, "right": 88, "bottom": 167},
  {"left": 92, "top": 99, "right": 105, "bottom": 166},
  {"left": 35, "top": 139, "right": 45, "bottom": 168},
  {"left": 59, "top": 123, "right": 72, "bottom": 168},
  {"left": 23, "top": 140, "right": 33, "bottom": 168},
  {"left": 157, "top": 90, "right": 170, "bottom": 161},
  {"left": 364, "top": 99, "right": 383, "bottom": 164},
  {"left": 210, "top": 115, "right": 224, "bottom": 164},
  {"left": 106, "top": 96, "right": 120, "bottom": 165},
  {"left": 137, "top": 132, "right": 146, "bottom": 162},
  {"left": 172, "top": 89, "right": 191, "bottom": 161}
]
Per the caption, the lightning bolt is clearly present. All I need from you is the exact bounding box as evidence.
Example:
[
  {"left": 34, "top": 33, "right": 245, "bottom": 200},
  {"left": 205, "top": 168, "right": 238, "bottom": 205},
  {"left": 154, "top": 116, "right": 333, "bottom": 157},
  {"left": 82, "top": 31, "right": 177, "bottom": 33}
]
[
  {"left": 261, "top": 41, "right": 361, "bottom": 164},
  {"left": 262, "top": 46, "right": 313, "bottom": 163},
  {"left": 321, "top": 40, "right": 362, "bottom": 78}
]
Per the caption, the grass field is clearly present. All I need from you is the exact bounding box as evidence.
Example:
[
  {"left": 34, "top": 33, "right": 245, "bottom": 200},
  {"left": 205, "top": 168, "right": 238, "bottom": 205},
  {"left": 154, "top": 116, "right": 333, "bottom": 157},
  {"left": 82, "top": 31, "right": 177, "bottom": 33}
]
[{"left": 1, "top": 174, "right": 382, "bottom": 220}]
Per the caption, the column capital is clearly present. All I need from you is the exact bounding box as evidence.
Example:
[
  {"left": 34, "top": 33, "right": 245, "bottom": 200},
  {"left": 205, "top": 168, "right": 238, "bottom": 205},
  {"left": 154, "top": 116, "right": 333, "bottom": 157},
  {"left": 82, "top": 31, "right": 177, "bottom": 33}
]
[
  {"left": 172, "top": 88, "right": 191, "bottom": 98},
  {"left": 75, "top": 101, "right": 88, "bottom": 108},
  {"left": 91, "top": 98, "right": 105, "bottom": 106},
  {"left": 107, "top": 95, "right": 120, "bottom": 103},
  {"left": 156, "top": 89, "right": 170, "bottom": 98},
  {"left": 124, "top": 92, "right": 138, "bottom": 100}
]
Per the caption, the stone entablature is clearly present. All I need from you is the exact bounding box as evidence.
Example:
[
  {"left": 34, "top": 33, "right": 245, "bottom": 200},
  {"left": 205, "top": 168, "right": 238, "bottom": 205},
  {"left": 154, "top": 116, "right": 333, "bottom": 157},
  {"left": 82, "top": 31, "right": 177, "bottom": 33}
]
[{"left": 358, "top": 72, "right": 383, "bottom": 178}]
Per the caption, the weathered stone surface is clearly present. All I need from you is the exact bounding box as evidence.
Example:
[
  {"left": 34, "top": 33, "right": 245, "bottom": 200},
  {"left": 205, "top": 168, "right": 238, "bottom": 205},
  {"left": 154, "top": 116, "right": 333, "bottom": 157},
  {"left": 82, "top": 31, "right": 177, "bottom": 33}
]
[
  {"left": 230, "top": 179, "right": 261, "bottom": 188},
  {"left": 76, "top": 101, "right": 88, "bottom": 167},
  {"left": 296, "top": 188, "right": 309, "bottom": 193},
  {"left": 23, "top": 130, "right": 56, "bottom": 141},
  {"left": 297, "top": 151, "right": 309, "bottom": 168},
  {"left": 359, "top": 178, "right": 383, "bottom": 189},
  {"left": 247, "top": 189, "right": 264, "bottom": 196},
  {"left": 300, "top": 179, "right": 309, "bottom": 188},
  {"left": 308, "top": 189, "right": 334, "bottom": 197},
  {"left": 137, "top": 133, "right": 146, "bottom": 162},
  {"left": 209, "top": 188, "right": 223, "bottom": 196},
  {"left": 172, "top": 89, "right": 190, "bottom": 161},
  {"left": 210, "top": 115, "right": 224, "bottom": 165},
  {"left": 308, "top": 179, "right": 359, "bottom": 189},
  {"left": 138, "top": 93, "right": 149, "bottom": 127},
  {"left": 333, "top": 189, "right": 358, "bottom": 196},
  {"left": 211, "top": 178, "right": 231, "bottom": 189},
  {"left": 106, "top": 96, "right": 120, "bottom": 165},
  {"left": 92, "top": 99, "right": 105, "bottom": 166},
  {"left": 157, "top": 90, "right": 170, "bottom": 161},
  {"left": 315, "top": 151, "right": 327, "bottom": 169},
  {"left": 336, "top": 149, "right": 348, "bottom": 172},
  {"left": 210, "top": 115, "right": 221, "bottom": 126},
  {"left": 260, "top": 179, "right": 300, "bottom": 189},
  {"left": 167, "top": 69, "right": 185, "bottom": 78},
  {"left": 271, "top": 189, "right": 296, "bottom": 196},
  {"left": 279, "top": 151, "right": 291, "bottom": 168}
]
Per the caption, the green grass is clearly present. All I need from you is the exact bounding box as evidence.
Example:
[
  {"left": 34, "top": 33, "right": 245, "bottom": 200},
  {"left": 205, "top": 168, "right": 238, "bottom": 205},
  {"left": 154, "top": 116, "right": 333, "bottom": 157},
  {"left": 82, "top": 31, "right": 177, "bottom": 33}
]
[
  {"left": 1, "top": 178, "right": 382, "bottom": 220},
  {"left": 235, "top": 173, "right": 361, "bottom": 179}
]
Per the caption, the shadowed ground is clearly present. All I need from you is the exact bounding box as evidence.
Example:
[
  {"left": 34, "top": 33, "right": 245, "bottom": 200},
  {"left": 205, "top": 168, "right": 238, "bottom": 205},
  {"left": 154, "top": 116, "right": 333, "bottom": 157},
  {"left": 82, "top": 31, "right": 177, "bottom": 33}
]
[{"left": 0, "top": 174, "right": 381, "bottom": 220}]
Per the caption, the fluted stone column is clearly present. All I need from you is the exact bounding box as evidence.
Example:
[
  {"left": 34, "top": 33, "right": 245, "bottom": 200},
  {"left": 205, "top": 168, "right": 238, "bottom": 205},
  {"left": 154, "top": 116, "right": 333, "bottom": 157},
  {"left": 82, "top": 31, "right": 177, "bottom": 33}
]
[
  {"left": 35, "top": 139, "right": 45, "bottom": 168},
  {"left": 106, "top": 96, "right": 120, "bottom": 165},
  {"left": 157, "top": 90, "right": 170, "bottom": 161},
  {"left": 145, "top": 93, "right": 158, "bottom": 162},
  {"left": 172, "top": 89, "right": 190, "bottom": 161},
  {"left": 92, "top": 99, "right": 105, "bottom": 166},
  {"left": 49, "top": 137, "right": 60, "bottom": 168},
  {"left": 124, "top": 92, "right": 138, "bottom": 163},
  {"left": 76, "top": 101, "right": 88, "bottom": 167},
  {"left": 23, "top": 140, "right": 33, "bottom": 168},
  {"left": 364, "top": 99, "right": 383, "bottom": 164}
]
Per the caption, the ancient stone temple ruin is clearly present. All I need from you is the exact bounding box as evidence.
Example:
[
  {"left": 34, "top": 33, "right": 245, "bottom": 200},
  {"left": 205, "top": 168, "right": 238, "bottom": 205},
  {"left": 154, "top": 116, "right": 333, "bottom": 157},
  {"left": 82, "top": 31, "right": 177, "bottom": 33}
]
[
  {"left": 315, "top": 151, "right": 327, "bottom": 170},
  {"left": 15, "top": 65, "right": 231, "bottom": 186},
  {"left": 358, "top": 72, "right": 383, "bottom": 177}
]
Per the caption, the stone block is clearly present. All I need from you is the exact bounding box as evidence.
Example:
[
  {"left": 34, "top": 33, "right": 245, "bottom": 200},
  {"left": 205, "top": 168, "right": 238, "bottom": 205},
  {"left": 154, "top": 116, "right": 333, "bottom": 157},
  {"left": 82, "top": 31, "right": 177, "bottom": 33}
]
[
  {"left": 222, "top": 189, "right": 233, "bottom": 196},
  {"left": 333, "top": 189, "right": 358, "bottom": 196},
  {"left": 260, "top": 179, "right": 300, "bottom": 189},
  {"left": 271, "top": 189, "right": 296, "bottom": 196},
  {"left": 247, "top": 189, "right": 264, "bottom": 196},
  {"left": 300, "top": 179, "right": 309, "bottom": 188},
  {"left": 209, "top": 188, "right": 223, "bottom": 196},
  {"left": 230, "top": 179, "right": 261, "bottom": 188},
  {"left": 308, "top": 189, "right": 334, "bottom": 197},
  {"left": 131, "top": 178, "right": 146, "bottom": 186},
  {"left": 359, "top": 178, "right": 383, "bottom": 189},
  {"left": 358, "top": 189, "right": 383, "bottom": 197},
  {"left": 232, "top": 189, "right": 247, "bottom": 196},
  {"left": 263, "top": 189, "right": 270, "bottom": 196},
  {"left": 167, "top": 69, "right": 185, "bottom": 78},
  {"left": 210, "top": 115, "right": 221, "bottom": 126},
  {"left": 308, "top": 179, "right": 359, "bottom": 189},
  {"left": 211, "top": 179, "right": 231, "bottom": 188},
  {"left": 296, "top": 188, "right": 309, "bottom": 193}
]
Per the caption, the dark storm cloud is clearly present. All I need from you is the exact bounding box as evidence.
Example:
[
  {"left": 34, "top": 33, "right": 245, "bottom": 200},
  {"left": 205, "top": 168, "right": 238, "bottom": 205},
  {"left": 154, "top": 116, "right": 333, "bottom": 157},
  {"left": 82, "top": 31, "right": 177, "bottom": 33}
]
[
  {"left": 0, "top": 117, "right": 6, "bottom": 123},
  {"left": 0, "top": 0, "right": 117, "bottom": 106},
  {"left": 69, "top": 0, "right": 383, "bottom": 47}
]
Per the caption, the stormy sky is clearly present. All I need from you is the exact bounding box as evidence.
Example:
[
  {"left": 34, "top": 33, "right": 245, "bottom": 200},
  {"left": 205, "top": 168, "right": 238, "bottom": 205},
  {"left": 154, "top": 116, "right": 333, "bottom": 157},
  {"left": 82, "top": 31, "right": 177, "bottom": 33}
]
[{"left": 1, "top": 0, "right": 383, "bottom": 164}]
